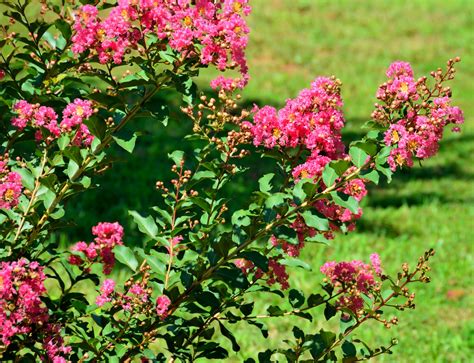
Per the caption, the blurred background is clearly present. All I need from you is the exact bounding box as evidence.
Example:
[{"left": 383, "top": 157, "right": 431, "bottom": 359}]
[{"left": 58, "top": 0, "right": 473, "bottom": 361}]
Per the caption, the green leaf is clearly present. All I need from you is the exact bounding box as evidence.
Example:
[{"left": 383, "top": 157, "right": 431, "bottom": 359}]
[
  {"left": 323, "top": 160, "right": 351, "bottom": 188},
  {"left": 50, "top": 206, "right": 65, "bottom": 219},
  {"left": 352, "top": 140, "right": 378, "bottom": 156},
  {"left": 376, "top": 164, "right": 393, "bottom": 183},
  {"left": 66, "top": 159, "right": 79, "bottom": 180},
  {"left": 114, "top": 245, "right": 139, "bottom": 271},
  {"left": 301, "top": 210, "right": 329, "bottom": 231},
  {"left": 57, "top": 135, "right": 70, "bottom": 150},
  {"left": 168, "top": 150, "right": 184, "bottom": 165},
  {"left": 218, "top": 321, "right": 240, "bottom": 352},
  {"left": 113, "top": 133, "right": 138, "bottom": 153},
  {"left": 232, "top": 209, "right": 251, "bottom": 227},
  {"left": 258, "top": 173, "right": 274, "bottom": 193},
  {"left": 14, "top": 167, "right": 34, "bottom": 190},
  {"left": 146, "top": 102, "right": 169, "bottom": 126},
  {"left": 267, "top": 305, "right": 285, "bottom": 316},
  {"left": 265, "top": 192, "right": 289, "bottom": 209},
  {"left": 361, "top": 169, "right": 379, "bottom": 184},
  {"left": 366, "top": 130, "right": 380, "bottom": 140},
  {"left": 173, "top": 74, "right": 197, "bottom": 105},
  {"left": 136, "top": 249, "right": 166, "bottom": 274},
  {"left": 293, "top": 178, "right": 315, "bottom": 204},
  {"left": 324, "top": 303, "right": 337, "bottom": 321},
  {"left": 84, "top": 117, "right": 107, "bottom": 140},
  {"left": 375, "top": 145, "right": 392, "bottom": 164},
  {"left": 42, "top": 189, "right": 56, "bottom": 209},
  {"left": 342, "top": 340, "right": 357, "bottom": 357},
  {"left": 54, "top": 19, "right": 72, "bottom": 40},
  {"left": 349, "top": 146, "right": 369, "bottom": 168},
  {"left": 307, "top": 293, "right": 324, "bottom": 307},
  {"left": 330, "top": 192, "right": 359, "bottom": 214},
  {"left": 322, "top": 164, "right": 338, "bottom": 187},
  {"left": 240, "top": 302, "right": 254, "bottom": 316},
  {"left": 192, "top": 170, "right": 215, "bottom": 181},
  {"left": 289, "top": 289, "right": 305, "bottom": 308},
  {"left": 158, "top": 48, "right": 176, "bottom": 64},
  {"left": 129, "top": 210, "right": 158, "bottom": 238},
  {"left": 280, "top": 258, "right": 312, "bottom": 271}
]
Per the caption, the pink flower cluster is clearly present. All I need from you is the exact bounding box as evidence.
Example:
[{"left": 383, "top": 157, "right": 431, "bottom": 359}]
[
  {"left": 267, "top": 258, "right": 289, "bottom": 290},
  {"left": 11, "top": 99, "right": 95, "bottom": 146},
  {"left": 72, "top": 0, "right": 250, "bottom": 88},
  {"left": 0, "top": 259, "right": 70, "bottom": 360},
  {"left": 320, "top": 253, "right": 382, "bottom": 313},
  {"left": 374, "top": 61, "right": 464, "bottom": 171},
  {"left": 247, "top": 77, "right": 369, "bottom": 242},
  {"left": 95, "top": 278, "right": 116, "bottom": 306},
  {"left": 0, "top": 156, "right": 23, "bottom": 210},
  {"left": 248, "top": 77, "right": 345, "bottom": 159},
  {"left": 96, "top": 279, "right": 151, "bottom": 310},
  {"left": 69, "top": 222, "right": 124, "bottom": 274},
  {"left": 234, "top": 257, "right": 289, "bottom": 290},
  {"left": 156, "top": 295, "right": 171, "bottom": 319}
]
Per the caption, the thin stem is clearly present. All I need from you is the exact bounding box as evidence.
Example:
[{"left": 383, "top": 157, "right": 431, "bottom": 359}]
[{"left": 13, "top": 148, "right": 49, "bottom": 242}]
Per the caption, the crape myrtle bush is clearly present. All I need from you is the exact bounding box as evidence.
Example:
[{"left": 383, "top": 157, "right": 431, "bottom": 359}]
[{"left": 0, "top": 0, "right": 465, "bottom": 362}]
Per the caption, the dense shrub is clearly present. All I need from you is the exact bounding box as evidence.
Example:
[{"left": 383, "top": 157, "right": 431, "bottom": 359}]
[{"left": 0, "top": 1, "right": 464, "bottom": 361}]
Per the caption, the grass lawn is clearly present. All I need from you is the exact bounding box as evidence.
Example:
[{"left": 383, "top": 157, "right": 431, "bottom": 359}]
[{"left": 58, "top": 0, "right": 473, "bottom": 361}]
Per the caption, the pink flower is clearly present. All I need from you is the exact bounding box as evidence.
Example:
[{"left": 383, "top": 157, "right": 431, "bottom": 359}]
[
  {"left": 61, "top": 99, "right": 93, "bottom": 129},
  {"left": 271, "top": 235, "right": 305, "bottom": 258},
  {"left": 101, "top": 279, "right": 116, "bottom": 295},
  {"left": 292, "top": 155, "right": 331, "bottom": 181},
  {"left": 129, "top": 284, "right": 143, "bottom": 295},
  {"left": 343, "top": 179, "right": 367, "bottom": 202},
  {"left": 60, "top": 99, "right": 94, "bottom": 145},
  {"left": 129, "top": 283, "right": 149, "bottom": 303},
  {"left": 234, "top": 258, "right": 255, "bottom": 275},
  {"left": 156, "top": 295, "right": 171, "bottom": 319},
  {"left": 387, "top": 148, "right": 413, "bottom": 171},
  {"left": 321, "top": 255, "right": 382, "bottom": 313},
  {"left": 0, "top": 172, "right": 23, "bottom": 210},
  {"left": 370, "top": 253, "right": 382, "bottom": 276},
  {"left": 11, "top": 100, "right": 34, "bottom": 129},
  {"left": 96, "top": 279, "right": 115, "bottom": 306},
  {"left": 249, "top": 77, "right": 345, "bottom": 164},
  {"left": 71, "top": 1, "right": 251, "bottom": 85},
  {"left": 384, "top": 124, "right": 407, "bottom": 146},
  {"left": 388, "top": 75, "right": 418, "bottom": 101},
  {"left": 376, "top": 60, "right": 464, "bottom": 171},
  {"left": 266, "top": 258, "right": 289, "bottom": 290},
  {"left": 386, "top": 61, "right": 414, "bottom": 78},
  {"left": 68, "top": 255, "right": 83, "bottom": 266},
  {"left": 68, "top": 222, "right": 124, "bottom": 275},
  {"left": 92, "top": 221, "right": 124, "bottom": 248},
  {"left": 0, "top": 259, "right": 56, "bottom": 348},
  {"left": 166, "top": 235, "right": 183, "bottom": 254}
]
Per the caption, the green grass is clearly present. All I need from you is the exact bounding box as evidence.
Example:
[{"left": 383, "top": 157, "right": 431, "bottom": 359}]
[{"left": 58, "top": 0, "right": 473, "bottom": 361}]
